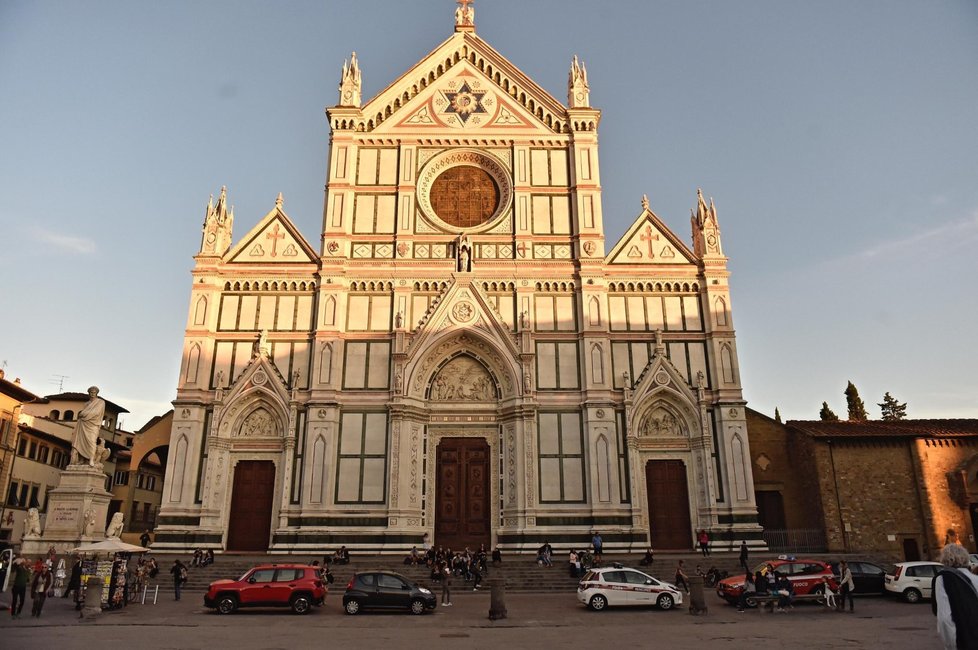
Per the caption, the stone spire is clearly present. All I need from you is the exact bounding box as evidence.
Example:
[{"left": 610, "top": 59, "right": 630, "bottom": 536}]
[
  {"left": 338, "top": 52, "right": 362, "bottom": 107},
  {"left": 690, "top": 188, "right": 723, "bottom": 258},
  {"left": 275, "top": 192, "right": 284, "bottom": 209},
  {"left": 568, "top": 55, "right": 590, "bottom": 108},
  {"left": 200, "top": 185, "right": 234, "bottom": 256},
  {"left": 454, "top": 0, "right": 475, "bottom": 32}
]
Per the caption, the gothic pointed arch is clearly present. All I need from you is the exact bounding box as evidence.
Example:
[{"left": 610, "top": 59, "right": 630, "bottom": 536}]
[
  {"left": 627, "top": 347, "right": 702, "bottom": 443},
  {"left": 216, "top": 354, "right": 292, "bottom": 439},
  {"left": 405, "top": 329, "right": 518, "bottom": 401}
]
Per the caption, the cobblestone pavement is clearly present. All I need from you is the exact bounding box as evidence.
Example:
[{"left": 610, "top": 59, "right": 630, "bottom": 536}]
[{"left": 0, "top": 589, "right": 941, "bottom": 649}]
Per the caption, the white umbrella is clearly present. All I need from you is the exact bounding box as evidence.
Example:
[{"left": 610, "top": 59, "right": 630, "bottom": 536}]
[{"left": 73, "top": 538, "right": 150, "bottom": 554}]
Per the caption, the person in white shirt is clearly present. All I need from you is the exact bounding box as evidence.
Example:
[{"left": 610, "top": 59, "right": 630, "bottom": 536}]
[
  {"left": 836, "top": 560, "right": 855, "bottom": 612},
  {"left": 933, "top": 543, "right": 978, "bottom": 650}
]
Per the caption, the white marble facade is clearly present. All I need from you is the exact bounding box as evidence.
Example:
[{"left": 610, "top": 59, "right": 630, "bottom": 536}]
[{"left": 155, "top": 8, "right": 762, "bottom": 554}]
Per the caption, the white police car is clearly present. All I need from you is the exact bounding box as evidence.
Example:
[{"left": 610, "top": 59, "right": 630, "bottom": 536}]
[{"left": 577, "top": 564, "right": 683, "bottom": 611}]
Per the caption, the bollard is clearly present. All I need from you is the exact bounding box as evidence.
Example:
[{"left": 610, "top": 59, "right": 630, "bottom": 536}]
[
  {"left": 488, "top": 577, "right": 507, "bottom": 620},
  {"left": 82, "top": 576, "right": 103, "bottom": 618},
  {"left": 687, "top": 575, "right": 708, "bottom": 615}
]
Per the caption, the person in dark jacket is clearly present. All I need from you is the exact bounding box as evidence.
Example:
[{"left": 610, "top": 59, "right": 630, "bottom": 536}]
[
  {"left": 170, "top": 560, "right": 187, "bottom": 601},
  {"left": 739, "top": 541, "right": 749, "bottom": 572},
  {"left": 30, "top": 564, "right": 54, "bottom": 617},
  {"left": 10, "top": 557, "right": 31, "bottom": 618}
]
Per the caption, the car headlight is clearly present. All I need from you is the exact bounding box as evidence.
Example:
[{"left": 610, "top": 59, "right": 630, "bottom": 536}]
[{"left": 418, "top": 588, "right": 432, "bottom": 595}]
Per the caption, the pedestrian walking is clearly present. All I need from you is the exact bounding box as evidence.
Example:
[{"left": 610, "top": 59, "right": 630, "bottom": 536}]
[
  {"left": 698, "top": 529, "right": 710, "bottom": 557},
  {"left": 30, "top": 564, "right": 53, "bottom": 617},
  {"left": 674, "top": 560, "right": 689, "bottom": 593},
  {"left": 739, "top": 540, "right": 749, "bottom": 572},
  {"left": 64, "top": 557, "right": 82, "bottom": 606},
  {"left": 932, "top": 543, "right": 978, "bottom": 649},
  {"left": 170, "top": 560, "right": 187, "bottom": 601},
  {"left": 9, "top": 557, "right": 30, "bottom": 618},
  {"left": 836, "top": 559, "right": 854, "bottom": 613}
]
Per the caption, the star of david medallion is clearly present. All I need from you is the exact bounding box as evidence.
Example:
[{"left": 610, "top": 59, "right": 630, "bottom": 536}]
[
  {"left": 452, "top": 301, "right": 475, "bottom": 323},
  {"left": 442, "top": 82, "right": 487, "bottom": 124}
]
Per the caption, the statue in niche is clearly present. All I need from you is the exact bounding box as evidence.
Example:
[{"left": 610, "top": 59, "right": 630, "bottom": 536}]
[
  {"left": 254, "top": 329, "right": 270, "bottom": 357},
  {"left": 457, "top": 235, "right": 472, "bottom": 272},
  {"left": 394, "top": 369, "right": 403, "bottom": 393},
  {"left": 395, "top": 311, "right": 403, "bottom": 329}
]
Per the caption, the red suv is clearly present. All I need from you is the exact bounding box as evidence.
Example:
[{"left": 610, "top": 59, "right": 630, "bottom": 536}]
[
  {"left": 716, "top": 559, "right": 837, "bottom": 605},
  {"left": 204, "top": 564, "right": 327, "bottom": 615}
]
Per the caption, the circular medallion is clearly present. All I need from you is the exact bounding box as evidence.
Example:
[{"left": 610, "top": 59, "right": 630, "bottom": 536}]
[
  {"left": 595, "top": 408, "right": 605, "bottom": 419},
  {"left": 252, "top": 371, "right": 268, "bottom": 386},
  {"left": 452, "top": 301, "right": 475, "bottom": 323},
  {"left": 655, "top": 370, "right": 670, "bottom": 385},
  {"left": 417, "top": 149, "right": 512, "bottom": 233}
]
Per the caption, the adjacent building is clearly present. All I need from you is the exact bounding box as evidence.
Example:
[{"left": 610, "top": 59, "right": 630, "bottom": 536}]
[{"left": 746, "top": 408, "right": 978, "bottom": 560}]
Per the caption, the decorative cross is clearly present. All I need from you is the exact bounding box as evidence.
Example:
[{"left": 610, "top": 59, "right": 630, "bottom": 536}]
[
  {"left": 457, "top": 0, "right": 473, "bottom": 13},
  {"left": 640, "top": 225, "right": 658, "bottom": 257},
  {"left": 266, "top": 224, "right": 285, "bottom": 257},
  {"left": 516, "top": 242, "right": 527, "bottom": 258}
]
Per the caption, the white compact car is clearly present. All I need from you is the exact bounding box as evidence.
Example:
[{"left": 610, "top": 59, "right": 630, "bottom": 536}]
[
  {"left": 884, "top": 561, "right": 943, "bottom": 603},
  {"left": 577, "top": 565, "right": 683, "bottom": 611}
]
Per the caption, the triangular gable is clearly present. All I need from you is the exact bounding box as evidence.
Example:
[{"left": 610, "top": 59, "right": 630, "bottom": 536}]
[
  {"left": 407, "top": 277, "right": 520, "bottom": 362},
  {"left": 223, "top": 353, "right": 291, "bottom": 406},
  {"left": 376, "top": 63, "right": 548, "bottom": 135},
  {"left": 626, "top": 346, "right": 701, "bottom": 438},
  {"left": 225, "top": 205, "right": 318, "bottom": 264},
  {"left": 356, "top": 31, "right": 568, "bottom": 134},
  {"left": 606, "top": 209, "right": 696, "bottom": 265}
]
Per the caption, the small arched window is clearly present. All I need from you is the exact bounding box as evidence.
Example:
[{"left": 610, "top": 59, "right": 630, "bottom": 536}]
[
  {"left": 49, "top": 410, "right": 60, "bottom": 420},
  {"left": 64, "top": 410, "right": 75, "bottom": 421}
]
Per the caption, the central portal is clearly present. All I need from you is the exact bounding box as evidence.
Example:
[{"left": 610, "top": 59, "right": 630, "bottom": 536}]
[{"left": 435, "top": 438, "right": 490, "bottom": 550}]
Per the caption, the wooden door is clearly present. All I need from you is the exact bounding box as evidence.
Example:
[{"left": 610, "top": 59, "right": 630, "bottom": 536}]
[
  {"left": 226, "top": 460, "right": 276, "bottom": 552},
  {"left": 902, "top": 538, "right": 921, "bottom": 562},
  {"left": 435, "top": 438, "right": 490, "bottom": 550},
  {"left": 646, "top": 460, "right": 693, "bottom": 550},
  {"left": 755, "top": 490, "right": 787, "bottom": 530}
]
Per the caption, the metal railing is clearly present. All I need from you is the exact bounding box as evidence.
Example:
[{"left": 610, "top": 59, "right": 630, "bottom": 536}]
[{"left": 762, "top": 529, "right": 827, "bottom": 554}]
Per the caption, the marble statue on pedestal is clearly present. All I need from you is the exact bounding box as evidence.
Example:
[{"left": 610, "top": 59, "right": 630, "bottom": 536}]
[
  {"left": 105, "top": 512, "right": 124, "bottom": 538},
  {"left": 70, "top": 386, "right": 105, "bottom": 467},
  {"left": 23, "top": 507, "right": 41, "bottom": 537}
]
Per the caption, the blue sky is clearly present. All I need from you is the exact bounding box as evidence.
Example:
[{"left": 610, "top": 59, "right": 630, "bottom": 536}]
[{"left": 1, "top": 0, "right": 976, "bottom": 429}]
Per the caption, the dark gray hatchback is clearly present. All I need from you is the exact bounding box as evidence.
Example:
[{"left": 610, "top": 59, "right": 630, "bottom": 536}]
[{"left": 343, "top": 571, "right": 438, "bottom": 615}]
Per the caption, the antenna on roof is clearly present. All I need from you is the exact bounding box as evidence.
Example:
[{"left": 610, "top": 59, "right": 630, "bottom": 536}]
[{"left": 50, "top": 374, "right": 69, "bottom": 392}]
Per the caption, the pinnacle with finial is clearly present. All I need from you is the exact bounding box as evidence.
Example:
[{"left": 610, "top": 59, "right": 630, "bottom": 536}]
[
  {"left": 276, "top": 192, "right": 284, "bottom": 208},
  {"left": 641, "top": 194, "right": 650, "bottom": 210}
]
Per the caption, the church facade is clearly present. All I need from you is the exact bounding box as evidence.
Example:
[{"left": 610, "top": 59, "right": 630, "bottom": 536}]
[{"left": 155, "top": 6, "right": 762, "bottom": 554}]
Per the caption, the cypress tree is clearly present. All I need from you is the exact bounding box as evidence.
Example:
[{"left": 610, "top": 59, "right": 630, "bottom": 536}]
[
  {"left": 845, "top": 381, "right": 868, "bottom": 421},
  {"left": 819, "top": 401, "right": 839, "bottom": 421},
  {"left": 774, "top": 407, "right": 782, "bottom": 423}
]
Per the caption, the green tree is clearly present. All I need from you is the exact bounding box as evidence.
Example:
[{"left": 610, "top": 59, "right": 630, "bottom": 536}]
[
  {"left": 819, "top": 401, "right": 839, "bottom": 421},
  {"left": 774, "top": 407, "right": 782, "bottom": 423},
  {"left": 845, "top": 381, "right": 868, "bottom": 421},
  {"left": 878, "top": 392, "right": 908, "bottom": 421}
]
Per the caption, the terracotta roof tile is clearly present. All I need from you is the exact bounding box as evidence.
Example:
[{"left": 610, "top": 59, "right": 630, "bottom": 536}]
[{"left": 786, "top": 419, "right": 978, "bottom": 439}]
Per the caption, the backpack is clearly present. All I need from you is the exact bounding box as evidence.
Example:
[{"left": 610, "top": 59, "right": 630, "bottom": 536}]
[
  {"left": 179, "top": 566, "right": 188, "bottom": 582},
  {"left": 932, "top": 569, "right": 978, "bottom": 649}
]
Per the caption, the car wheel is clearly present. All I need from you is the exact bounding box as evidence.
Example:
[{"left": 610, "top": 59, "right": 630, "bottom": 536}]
[
  {"left": 410, "top": 599, "right": 426, "bottom": 615},
  {"left": 904, "top": 588, "right": 922, "bottom": 604},
  {"left": 345, "top": 599, "right": 361, "bottom": 615},
  {"left": 589, "top": 594, "right": 608, "bottom": 611},
  {"left": 745, "top": 595, "right": 758, "bottom": 608},
  {"left": 291, "top": 595, "right": 311, "bottom": 615},
  {"left": 811, "top": 585, "right": 825, "bottom": 604},
  {"left": 216, "top": 595, "right": 237, "bottom": 615},
  {"left": 657, "top": 594, "right": 674, "bottom": 611}
]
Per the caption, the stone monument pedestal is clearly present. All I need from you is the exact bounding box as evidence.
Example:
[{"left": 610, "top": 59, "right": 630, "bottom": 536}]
[{"left": 21, "top": 464, "right": 111, "bottom": 555}]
